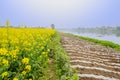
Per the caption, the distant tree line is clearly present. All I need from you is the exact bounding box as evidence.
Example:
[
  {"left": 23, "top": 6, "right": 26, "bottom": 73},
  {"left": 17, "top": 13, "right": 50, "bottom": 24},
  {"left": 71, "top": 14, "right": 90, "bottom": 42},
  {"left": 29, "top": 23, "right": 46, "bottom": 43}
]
[
  {"left": 0, "top": 23, "right": 56, "bottom": 29},
  {"left": 71, "top": 26, "right": 120, "bottom": 36}
]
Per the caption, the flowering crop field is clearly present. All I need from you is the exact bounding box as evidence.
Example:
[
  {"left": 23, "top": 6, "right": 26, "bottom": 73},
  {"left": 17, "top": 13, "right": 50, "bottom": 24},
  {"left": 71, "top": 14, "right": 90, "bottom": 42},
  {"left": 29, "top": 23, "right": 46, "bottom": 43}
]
[{"left": 0, "top": 28, "right": 56, "bottom": 80}]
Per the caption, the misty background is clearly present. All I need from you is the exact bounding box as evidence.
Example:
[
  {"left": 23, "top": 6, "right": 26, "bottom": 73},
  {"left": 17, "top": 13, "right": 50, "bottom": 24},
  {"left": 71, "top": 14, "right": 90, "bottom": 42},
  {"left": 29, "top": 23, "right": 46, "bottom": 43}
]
[{"left": 0, "top": 0, "right": 120, "bottom": 28}]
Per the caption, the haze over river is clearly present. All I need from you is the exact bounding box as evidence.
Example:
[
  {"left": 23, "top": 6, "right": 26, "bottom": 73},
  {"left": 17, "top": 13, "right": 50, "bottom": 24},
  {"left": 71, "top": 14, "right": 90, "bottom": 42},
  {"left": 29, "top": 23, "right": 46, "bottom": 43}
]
[{"left": 58, "top": 29, "right": 120, "bottom": 45}]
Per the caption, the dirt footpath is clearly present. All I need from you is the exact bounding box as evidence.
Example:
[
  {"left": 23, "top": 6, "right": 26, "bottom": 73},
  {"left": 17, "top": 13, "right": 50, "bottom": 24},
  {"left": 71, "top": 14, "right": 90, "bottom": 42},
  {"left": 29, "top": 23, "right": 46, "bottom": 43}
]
[{"left": 60, "top": 33, "right": 120, "bottom": 80}]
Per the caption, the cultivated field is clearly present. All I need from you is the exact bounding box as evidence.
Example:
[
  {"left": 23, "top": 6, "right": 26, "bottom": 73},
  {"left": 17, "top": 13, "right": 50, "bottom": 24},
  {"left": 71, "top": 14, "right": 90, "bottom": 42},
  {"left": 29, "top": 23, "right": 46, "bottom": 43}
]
[
  {"left": 61, "top": 33, "right": 120, "bottom": 80},
  {"left": 0, "top": 28, "right": 78, "bottom": 80}
]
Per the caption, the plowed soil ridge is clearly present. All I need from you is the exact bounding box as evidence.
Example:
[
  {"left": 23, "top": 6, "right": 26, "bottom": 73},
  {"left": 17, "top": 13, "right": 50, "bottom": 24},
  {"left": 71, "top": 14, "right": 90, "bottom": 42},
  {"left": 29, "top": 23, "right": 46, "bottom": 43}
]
[{"left": 60, "top": 34, "right": 120, "bottom": 80}]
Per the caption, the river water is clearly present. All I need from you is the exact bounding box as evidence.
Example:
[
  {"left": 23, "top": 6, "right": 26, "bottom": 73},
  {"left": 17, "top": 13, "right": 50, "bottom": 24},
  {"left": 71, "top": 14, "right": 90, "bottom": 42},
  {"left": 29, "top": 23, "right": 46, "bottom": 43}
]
[{"left": 58, "top": 29, "right": 120, "bottom": 45}]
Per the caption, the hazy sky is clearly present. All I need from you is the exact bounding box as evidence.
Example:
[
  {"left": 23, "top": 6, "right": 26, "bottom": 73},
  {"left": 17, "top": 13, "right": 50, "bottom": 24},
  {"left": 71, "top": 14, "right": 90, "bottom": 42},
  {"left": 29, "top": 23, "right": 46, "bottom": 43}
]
[{"left": 0, "top": 0, "right": 120, "bottom": 28}]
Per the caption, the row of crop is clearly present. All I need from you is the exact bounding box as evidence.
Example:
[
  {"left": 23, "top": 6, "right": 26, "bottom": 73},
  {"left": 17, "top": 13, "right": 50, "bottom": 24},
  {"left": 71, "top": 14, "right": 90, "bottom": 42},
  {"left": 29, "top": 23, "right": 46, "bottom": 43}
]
[
  {"left": 0, "top": 28, "right": 79, "bottom": 80},
  {"left": 0, "top": 28, "right": 55, "bottom": 80},
  {"left": 51, "top": 32, "right": 79, "bottom": 80}
]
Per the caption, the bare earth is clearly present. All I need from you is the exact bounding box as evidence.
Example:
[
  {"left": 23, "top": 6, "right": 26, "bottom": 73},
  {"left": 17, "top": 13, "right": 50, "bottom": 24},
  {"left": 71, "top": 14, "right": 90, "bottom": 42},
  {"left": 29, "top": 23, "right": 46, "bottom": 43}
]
[{"left": 60, "top": 33, "right": 120, "bottom": 80}]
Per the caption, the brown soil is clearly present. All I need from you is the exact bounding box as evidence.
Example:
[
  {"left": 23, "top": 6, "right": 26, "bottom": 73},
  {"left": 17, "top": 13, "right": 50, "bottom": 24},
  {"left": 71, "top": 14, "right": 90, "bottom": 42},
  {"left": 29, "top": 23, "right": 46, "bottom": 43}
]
[{"left": 60, "top": 33, "right": 120, "bottom": 80}]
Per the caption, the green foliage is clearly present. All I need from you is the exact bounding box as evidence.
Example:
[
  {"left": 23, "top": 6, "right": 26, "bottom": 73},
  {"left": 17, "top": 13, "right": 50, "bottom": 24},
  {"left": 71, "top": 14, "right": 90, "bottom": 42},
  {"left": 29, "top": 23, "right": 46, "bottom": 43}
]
[
  {"left": 52, "top": 32, "right": 79, "bottom": 80},
  {"left": 0, "top": 28, "right": 56, "bottom": 80},
  {"left": 0, "top": 28, "right": 79, "bottom": 80},
  {"left": 78, "top": 36, "right": 120, "bottom": 50},
  {"left": 68, "top": 33, "right": 120, "bottom": 51}
]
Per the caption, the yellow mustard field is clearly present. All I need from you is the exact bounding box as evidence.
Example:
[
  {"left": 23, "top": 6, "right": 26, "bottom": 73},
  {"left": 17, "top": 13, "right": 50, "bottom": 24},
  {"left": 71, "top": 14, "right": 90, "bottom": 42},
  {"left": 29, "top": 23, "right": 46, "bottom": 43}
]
[{"left": 0, "top": 28, "right": 56, "bottom": 80}]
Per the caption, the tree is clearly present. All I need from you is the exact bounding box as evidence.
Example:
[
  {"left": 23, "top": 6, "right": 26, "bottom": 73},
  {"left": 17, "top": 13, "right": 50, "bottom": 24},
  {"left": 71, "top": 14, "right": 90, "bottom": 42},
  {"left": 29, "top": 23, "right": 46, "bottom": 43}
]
[
  {"left": 51, "top": 24, "right": 55, "bottom": 29},
  {"left": 116, "top": 26, "right": 120, "bottom": 30}
]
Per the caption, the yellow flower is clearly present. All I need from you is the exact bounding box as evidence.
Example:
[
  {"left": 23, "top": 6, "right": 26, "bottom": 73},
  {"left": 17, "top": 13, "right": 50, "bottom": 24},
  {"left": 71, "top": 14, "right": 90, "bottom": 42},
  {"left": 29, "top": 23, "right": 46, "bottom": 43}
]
[
  {"left": 21, "top": 71, "right": 26, "bottom": 76},
  {"left": 2, "top": 71, "right": 9, "bottom": 78},
  {"left": 2, "top": 59, "right": 9, "bottom": 66},
  {"left": 29, "top": 78, "right": 32, "bottom": 80},
  {"left": 23, "top": 41, "right": 31, "bottom": 46},
  {"left": 42, "top": 52, "right": 47, "bottom": 55},
  {"left": 47, "top": 49, "right": 50, "bottom": 52},
  {"left": 13, "top": 77, "right": 18, "bottom": 80},
  {"left": 41, "top": 46, "right": 44, "bottom": 50},
  {"left": 22, "top": 58, "right": 29, "bottom": 64},
  {"left": 0, "top": 48, "right": 8, "bottom": 56},
  {"left": 25, "top": 65, "right": 31, "bottom": 71},
  {"left": 9, "top": 49, "right": 18, "bottom": 59}
]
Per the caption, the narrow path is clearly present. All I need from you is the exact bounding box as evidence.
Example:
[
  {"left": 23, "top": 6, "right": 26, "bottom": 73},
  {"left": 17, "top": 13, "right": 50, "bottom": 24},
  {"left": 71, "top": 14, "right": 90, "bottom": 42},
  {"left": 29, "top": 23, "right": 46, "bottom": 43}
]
[{"left": 60, "top": 33, "right": 120, "bottom": 80}]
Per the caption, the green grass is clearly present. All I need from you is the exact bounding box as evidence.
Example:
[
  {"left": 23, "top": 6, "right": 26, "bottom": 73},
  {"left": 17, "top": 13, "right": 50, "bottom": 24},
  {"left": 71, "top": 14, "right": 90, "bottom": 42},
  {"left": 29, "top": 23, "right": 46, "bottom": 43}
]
[
  {"left": 45, "top": 59, "right": 60, "bottom": 80},
  {"left": 49, "top": 32, "right": 79, "bottom": 80},
  {"left": 66, "top": 33, "right": 120, "bottom": 51}
]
